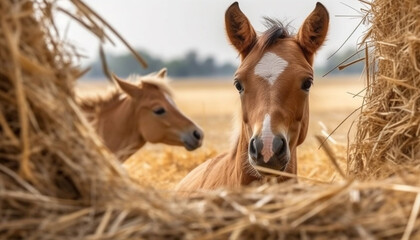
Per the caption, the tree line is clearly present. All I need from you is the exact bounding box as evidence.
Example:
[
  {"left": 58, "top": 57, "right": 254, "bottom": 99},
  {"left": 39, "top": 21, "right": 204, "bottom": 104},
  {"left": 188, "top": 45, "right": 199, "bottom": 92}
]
[
  {"left": 84, "top": 48, "right": 364, "bottom": 80},
  {"left": 85, "top": 50, "right": 237, "bottom": 79}
]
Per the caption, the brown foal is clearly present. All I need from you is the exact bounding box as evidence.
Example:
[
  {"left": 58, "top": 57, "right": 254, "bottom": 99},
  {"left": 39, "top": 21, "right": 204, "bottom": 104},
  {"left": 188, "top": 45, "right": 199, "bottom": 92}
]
[
  {"left": 176, "top": 2, "right": 329, "bottom": 193},
  {"left": 79, "top": 69, "right": 204, "bottom": 161}
]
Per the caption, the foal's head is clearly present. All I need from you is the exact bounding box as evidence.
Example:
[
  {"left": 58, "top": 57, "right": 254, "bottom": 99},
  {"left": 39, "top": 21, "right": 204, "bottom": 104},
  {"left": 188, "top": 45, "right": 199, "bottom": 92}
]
[
  {"left": 113, "top": 69, "right": 203, "bottom": 151},
  {"left": 225, "top": 3, "right": 329, "bottom": 174}
]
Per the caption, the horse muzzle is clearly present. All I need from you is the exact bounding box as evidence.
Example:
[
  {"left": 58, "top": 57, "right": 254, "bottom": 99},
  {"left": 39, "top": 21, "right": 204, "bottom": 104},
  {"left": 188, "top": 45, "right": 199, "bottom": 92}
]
[
  {"left": 181, "top": 128, "right": 204, "bottom": 151},
  {"left": 248, "top": 134, "right": 290, "bottom": 173}
]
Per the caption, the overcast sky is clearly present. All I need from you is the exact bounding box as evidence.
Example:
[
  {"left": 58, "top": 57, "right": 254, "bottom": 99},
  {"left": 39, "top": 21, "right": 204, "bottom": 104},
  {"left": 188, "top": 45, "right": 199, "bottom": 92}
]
[{"left": 57, "top": 0, "right": 369, "bottom": 67}]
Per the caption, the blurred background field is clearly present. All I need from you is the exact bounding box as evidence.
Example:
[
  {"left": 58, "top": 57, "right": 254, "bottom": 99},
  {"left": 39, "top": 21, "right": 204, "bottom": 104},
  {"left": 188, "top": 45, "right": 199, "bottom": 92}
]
[
  {"left": 77, "top": 75, "right": 364, "bottom": 190},
  {"left": 70, "top": 0, "right": 368, "bottom": 190}
]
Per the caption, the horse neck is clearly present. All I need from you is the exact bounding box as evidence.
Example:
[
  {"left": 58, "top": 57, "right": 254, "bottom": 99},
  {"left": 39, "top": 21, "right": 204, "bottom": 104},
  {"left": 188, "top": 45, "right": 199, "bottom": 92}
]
[{"left": 89, "top": 96, "right": 145, "bottom": 159}]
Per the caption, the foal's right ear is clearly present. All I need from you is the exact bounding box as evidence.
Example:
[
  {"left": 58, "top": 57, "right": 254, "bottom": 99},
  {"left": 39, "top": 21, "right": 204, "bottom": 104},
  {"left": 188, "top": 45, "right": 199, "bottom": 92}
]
[
  {"left": 156, "top": 68, "right": 167, "bottom": 78},
  {"left": 225, "top": 2, "right": 257, "bottom": 59},
  {"left": 112, "top": 74, "right": 142, "bottom": 98}
]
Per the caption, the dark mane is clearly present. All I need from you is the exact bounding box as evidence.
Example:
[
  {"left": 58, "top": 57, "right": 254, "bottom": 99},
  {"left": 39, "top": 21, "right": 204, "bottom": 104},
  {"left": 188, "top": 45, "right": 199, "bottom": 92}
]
[
  {"left": 258, "top": 18, "right": 292, "bottom": 51},
  {"left": 77, "top": 88, "right": 122, "bottom": 112}
]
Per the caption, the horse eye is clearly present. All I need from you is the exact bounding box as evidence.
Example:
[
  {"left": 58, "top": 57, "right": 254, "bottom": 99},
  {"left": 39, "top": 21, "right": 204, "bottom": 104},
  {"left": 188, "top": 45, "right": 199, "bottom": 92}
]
[
  {"left": 153, "top": 107, "right": 166, "bottom": 115},
  {"left": 301, "top": 78, "right": 313, "bottom": 92},
  {"left": 234, "top": 80, "right": 244, "bottom": 93}
]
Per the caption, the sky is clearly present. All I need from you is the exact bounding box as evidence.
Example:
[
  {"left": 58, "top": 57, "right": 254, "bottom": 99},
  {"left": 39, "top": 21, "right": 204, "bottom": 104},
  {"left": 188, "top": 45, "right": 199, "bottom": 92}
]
[{"left": 57, "top": 0, "right": 370, "bottom": 67}]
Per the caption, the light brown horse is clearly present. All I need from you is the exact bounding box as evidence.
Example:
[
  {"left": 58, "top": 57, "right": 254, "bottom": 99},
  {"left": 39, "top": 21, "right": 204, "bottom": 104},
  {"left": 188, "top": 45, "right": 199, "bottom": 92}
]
[
  {"left": 176, "top": 2, "right": 329, "bottom": 193},
  {"left": 79, "top": 69, "right": 204, "bottom": 160}
]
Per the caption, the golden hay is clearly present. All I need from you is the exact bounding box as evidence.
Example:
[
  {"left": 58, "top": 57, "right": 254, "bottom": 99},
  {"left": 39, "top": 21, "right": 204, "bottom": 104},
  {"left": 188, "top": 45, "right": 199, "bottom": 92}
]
[
  {"left": 349, "top": 0, "right": 420, "bottom": 179},
  {"left": 123, "top": 143, "right": 349, "bottom": 190},
  {"left": 1, "top": 0, "right": 420, "bottom": 239}
]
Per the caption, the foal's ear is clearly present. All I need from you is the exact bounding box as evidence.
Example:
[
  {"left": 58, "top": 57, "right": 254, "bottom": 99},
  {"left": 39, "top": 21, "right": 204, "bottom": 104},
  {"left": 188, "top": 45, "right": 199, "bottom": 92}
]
[
  {"left": 296, "top": 2, "right": 329, "bottom": 64},
  {"left": 225, "top": 2, "right": 257, "bottom": 58},
  {"left": 112, "top": 73, "right": 142, "bottom": 98},
  {"left": 156, "top": 68, "right": 167, "bottom": 78}
]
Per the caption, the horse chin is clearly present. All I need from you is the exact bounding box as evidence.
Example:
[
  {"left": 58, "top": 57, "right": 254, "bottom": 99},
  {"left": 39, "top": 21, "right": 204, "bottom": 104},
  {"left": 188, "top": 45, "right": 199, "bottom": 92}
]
[
  {"left": 248, "top": 156, "right": 289, "bottom": 177},
  {"left": 183, "top": 140, "right": 200, "bottom": 151},
  {"left": 184, "top": 143, "right": 196, "bottom": 151}
]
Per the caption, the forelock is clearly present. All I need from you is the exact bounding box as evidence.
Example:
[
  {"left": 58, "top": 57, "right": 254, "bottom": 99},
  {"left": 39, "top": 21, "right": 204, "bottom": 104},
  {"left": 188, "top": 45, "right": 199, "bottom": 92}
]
[{"left": 257, "top": 18, "right": 292, "bottom": 51}]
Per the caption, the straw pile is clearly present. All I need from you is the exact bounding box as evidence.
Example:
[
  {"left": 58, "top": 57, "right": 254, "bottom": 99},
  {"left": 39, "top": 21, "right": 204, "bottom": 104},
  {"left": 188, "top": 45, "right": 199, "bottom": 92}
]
[
  {"left": 0, "top": 0, "right": 146, "bottom": 237},
  {"left": 1, "top": 0, "right": 420, "bottom": 239},
  {"left": 349, "top": 0, "right": 420, "bottom": 179}
]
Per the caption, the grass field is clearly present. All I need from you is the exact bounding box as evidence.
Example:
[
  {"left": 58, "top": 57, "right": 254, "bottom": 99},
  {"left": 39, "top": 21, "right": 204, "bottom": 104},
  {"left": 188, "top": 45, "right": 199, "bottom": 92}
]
[{"left": 77, "top": 75, "right": 365, "bottom": 190}]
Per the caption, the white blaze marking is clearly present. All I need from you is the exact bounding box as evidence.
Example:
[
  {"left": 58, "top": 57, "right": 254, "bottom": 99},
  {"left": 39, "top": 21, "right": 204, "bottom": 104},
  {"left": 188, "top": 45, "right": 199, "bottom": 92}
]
[
  {"left": 261, "top": 114, "right": 274, "bottom": 163},
  {"left": 165, "top": 94, "right": 176, "bottom": 107},
  {"left": 254, "top": 52, "right": 288, "bottom": 85},
  {"left": 118, "top": 95, "right": 127, "bottom": 101}
]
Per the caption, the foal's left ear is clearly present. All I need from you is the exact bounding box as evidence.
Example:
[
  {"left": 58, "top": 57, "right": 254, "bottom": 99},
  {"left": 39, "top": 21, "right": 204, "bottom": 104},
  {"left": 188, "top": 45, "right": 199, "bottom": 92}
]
[
  {"left": 296, "top": 2, "right": 329, "bottom": 64},
  {"left": 112, "top": 73, "right": 142, "bottom": 98}
]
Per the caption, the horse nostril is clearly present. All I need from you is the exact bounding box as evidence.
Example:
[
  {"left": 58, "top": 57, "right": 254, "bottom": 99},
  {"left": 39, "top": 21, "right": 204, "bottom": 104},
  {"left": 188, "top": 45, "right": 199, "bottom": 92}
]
[
  {"left": 193, "top": 130, "right": 201, "bottom": 140},
  {"left": 249, "top": 138, "right": 258, "bottom": 160},
  {"left": 273, "top": 135, "right": 286, "bottom": 156}
]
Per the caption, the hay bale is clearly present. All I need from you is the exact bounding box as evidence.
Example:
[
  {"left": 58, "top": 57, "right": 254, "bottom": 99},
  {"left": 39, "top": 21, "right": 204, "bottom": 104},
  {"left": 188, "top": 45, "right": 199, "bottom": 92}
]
[
  {"left": 349, "top": 0, "right": 420, "bottom": 179},
  {"left": 0, "top": 0, "right": 145, "bottom": 237},
  {"left": 1, "top": 0, "right": 420, "bottom": 239}
]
